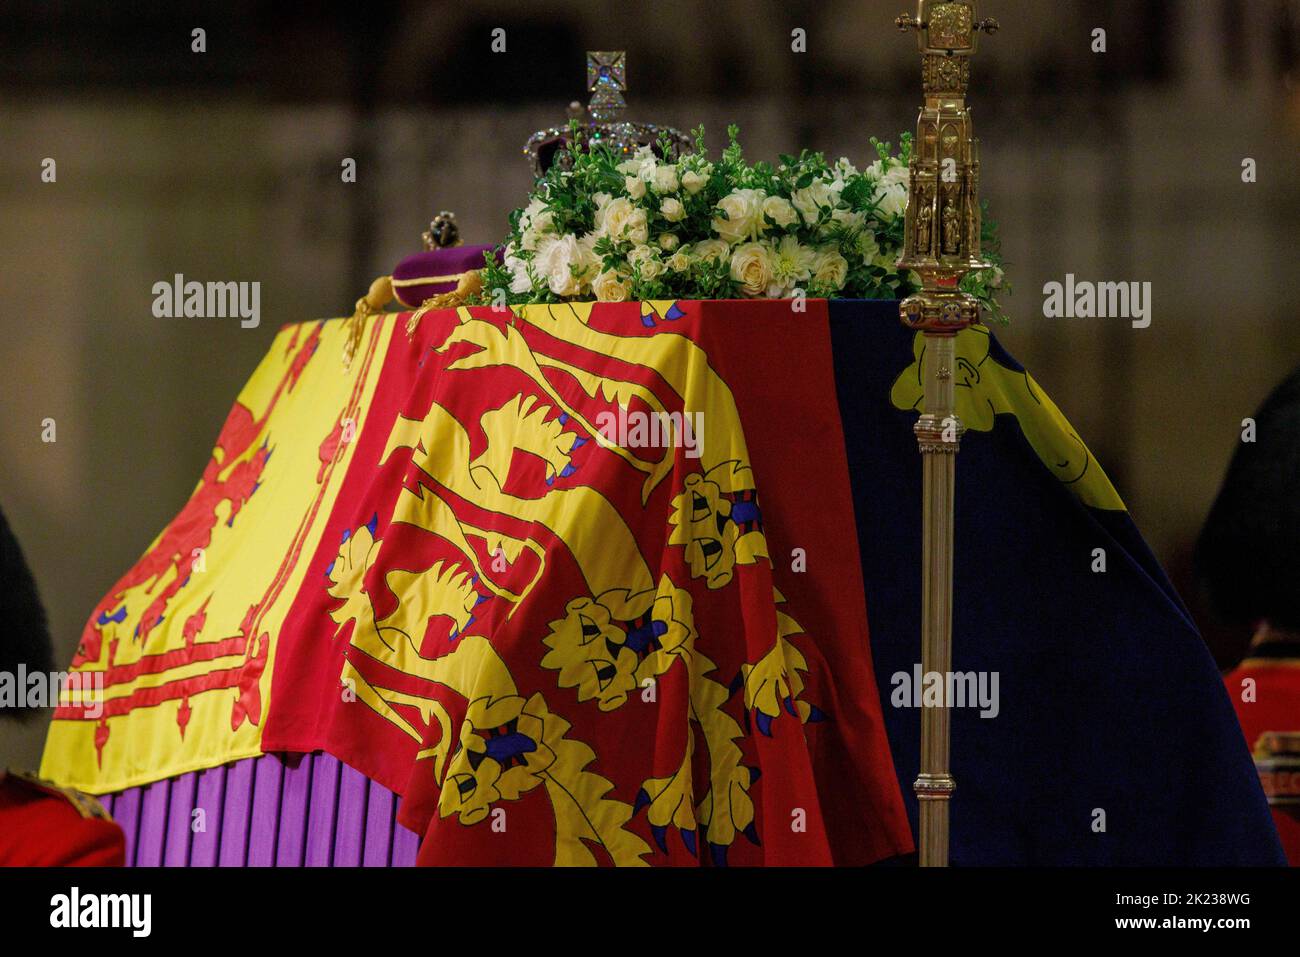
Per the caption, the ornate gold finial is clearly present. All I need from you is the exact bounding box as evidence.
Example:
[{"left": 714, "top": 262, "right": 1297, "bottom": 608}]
[{"left": 896, "top": 1, "right": 998, "bottom": 334}]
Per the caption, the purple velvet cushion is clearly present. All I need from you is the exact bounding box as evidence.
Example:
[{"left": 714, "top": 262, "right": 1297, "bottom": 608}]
[{"left": 391, "top": 245, "right": 497, "bottom": 307}]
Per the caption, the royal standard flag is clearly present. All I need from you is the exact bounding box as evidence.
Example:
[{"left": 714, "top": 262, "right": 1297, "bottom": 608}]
[{"left": 44, "top": 299, "right": 914, "bottom": 866}]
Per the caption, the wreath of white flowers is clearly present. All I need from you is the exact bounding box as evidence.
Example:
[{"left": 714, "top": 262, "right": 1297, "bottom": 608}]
[{"left": 474, "top": 125, "right": 1007, "bottom": 321}]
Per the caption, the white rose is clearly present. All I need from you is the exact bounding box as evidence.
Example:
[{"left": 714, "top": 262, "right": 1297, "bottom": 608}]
[
  {"left": 730, "top": 241, "right": 774, "bottom": 298},
  {"left": 625, "top": 175, "right": 647, "bottom": 200},
  {"left": 658, "top": 232, "right": 680, "bottom": 252},
  {"left": 693, "top": 238, "right": 730, "bottom": 264},
  {"left": 596, "top": 197, "right": 649, "bottom": 245},
  {"left": 592, "top": 269, "right": 632, "bottom": 302},
  {"left": 667, "top": 250, "right": 691, "bottom": 273},
  {"left": 651, "top": 164, "right": 679, "bottom": 193},
  {"left": 627, "top": 244, "right": 655, "bottom": 266},
  {"left": 627, "top": 244, "right": 663, "bottom": 281},
  {"left": 811, "top": 247, "right": 849, "bottom": 291},
  {"left": 763, "top": 196, "right": 799, "bottom": 230},
  {"left": 594, "top": 196, "right": 626, "bottom": 236},
  {"left": 713, "top": 188, "right": 767, "bottom": 244},
  {"left": 681, "top": 169, "right": 707, "bottom": 195},
  {"left": 660, "top": 197, "right": 685, "bottom": 222},
  {"left": 533, "top": 234, "right": 598, "bottom": 298},
  {"left": 791, "top": 179, "right": 837, "bottom": 226},
  {"left": 623, "top": 208, "right": 649, "bottom": 244}
]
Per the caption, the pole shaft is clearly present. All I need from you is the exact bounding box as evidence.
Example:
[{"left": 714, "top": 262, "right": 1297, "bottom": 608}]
[{"left": 913, "top": 333, "right": 958, "bottom": 867}]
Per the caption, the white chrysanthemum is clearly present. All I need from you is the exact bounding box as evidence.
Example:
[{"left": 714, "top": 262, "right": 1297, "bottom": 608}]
[{"left": 765, "top": 235, "right": 816, "bottom": 297}]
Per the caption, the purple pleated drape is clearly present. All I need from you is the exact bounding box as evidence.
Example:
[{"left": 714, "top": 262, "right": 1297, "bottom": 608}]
[{"left": 99, "top": 752, "right": 419, "bottom": 866}]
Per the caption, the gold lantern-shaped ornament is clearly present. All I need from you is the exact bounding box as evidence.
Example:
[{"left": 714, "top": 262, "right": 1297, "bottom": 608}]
[{"left": 896, "top": 0, "right": 999, "bottom": 332}]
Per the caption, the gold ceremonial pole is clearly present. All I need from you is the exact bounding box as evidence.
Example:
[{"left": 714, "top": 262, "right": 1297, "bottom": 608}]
[{"left": 894, "top": 1, "right": 999, "bottom": 867}]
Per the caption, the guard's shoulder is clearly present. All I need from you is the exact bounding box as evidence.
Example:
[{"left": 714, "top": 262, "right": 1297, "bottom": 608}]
[{"left": 2, "top": 769, "right": 113, "bottom": 821}]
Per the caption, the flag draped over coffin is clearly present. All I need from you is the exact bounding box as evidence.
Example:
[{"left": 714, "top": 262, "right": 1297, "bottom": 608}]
[
  {"left": 42, "top": 299, "right": 912, "bottom": 866},
  {"left": 42, "top": 298, "right": 1282, "bottom": 866}
]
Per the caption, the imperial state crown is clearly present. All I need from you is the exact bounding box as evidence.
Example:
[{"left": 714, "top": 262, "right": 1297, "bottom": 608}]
[{"left": 524, "top": 51, "right": 692, "bottom": 178}]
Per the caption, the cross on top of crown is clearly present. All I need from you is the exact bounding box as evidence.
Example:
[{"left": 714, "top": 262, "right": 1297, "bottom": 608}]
[
  {"left": 587, "top": 51, "right": 626, "bottom": 93},
  {"left": 586, "top": 51, "right": 627, "bottom": 122}
]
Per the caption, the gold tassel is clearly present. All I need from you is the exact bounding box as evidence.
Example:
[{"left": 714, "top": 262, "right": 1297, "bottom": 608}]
[
  {"left": 342, "top": 275, "right": 395, "bottom": 372},
  {"left": 405, "top": 270, "right": 484, "bottom": 339}
]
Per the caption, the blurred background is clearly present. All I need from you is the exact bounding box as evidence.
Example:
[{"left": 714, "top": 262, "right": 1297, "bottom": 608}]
[{"left": 2, "top": 0, "right": 1299, "bottom": 768}]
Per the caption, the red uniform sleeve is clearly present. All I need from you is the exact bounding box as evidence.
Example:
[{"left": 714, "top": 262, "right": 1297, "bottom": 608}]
[{"left": 0, "top": 777, "right": 126, "bottom": 867}]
